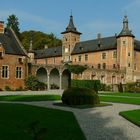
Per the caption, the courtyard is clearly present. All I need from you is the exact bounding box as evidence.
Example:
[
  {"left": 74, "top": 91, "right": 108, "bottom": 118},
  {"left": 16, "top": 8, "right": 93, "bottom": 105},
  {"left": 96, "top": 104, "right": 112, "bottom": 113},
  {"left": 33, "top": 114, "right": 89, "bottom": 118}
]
[{"left": 0, "top": 91, "right": 140, "bottom": 140}]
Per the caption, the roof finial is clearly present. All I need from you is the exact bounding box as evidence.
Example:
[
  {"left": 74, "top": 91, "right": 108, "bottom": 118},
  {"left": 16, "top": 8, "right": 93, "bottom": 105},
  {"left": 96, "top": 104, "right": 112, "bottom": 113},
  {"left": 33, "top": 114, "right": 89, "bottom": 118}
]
[{"left": 71, "top": 9, "right": 72, "bottom": 16}]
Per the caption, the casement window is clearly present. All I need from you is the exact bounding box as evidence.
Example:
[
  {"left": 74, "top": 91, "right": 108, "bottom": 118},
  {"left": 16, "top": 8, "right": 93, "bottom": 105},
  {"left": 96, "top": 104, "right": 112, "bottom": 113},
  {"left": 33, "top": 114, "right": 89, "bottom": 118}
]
[
  {"left": 78, "top": 55, "right": 81, "bottom": 62},
  {"left": 113, "top": 64, "right": 116, "bottom": 69},
  {"left": 113, "top": 51, "right": 117, "bottom": 58},
  {"left": 85, "top": 54, "right": 88, "bottom": 61},
  {"left": 2, "top": 65, "right": 9, "bottom": 79},
  {"left": 102, "top": 52, "right": 106, "bottom": 59},
  {"left": 98, "top": 63, "right": 101, "bottom": 69},
  {"left": 103, "top": 63, "right": 106, "bottom": 69},
  {"left": 16, "top": 67, "right": 22, "bottom": 79}
]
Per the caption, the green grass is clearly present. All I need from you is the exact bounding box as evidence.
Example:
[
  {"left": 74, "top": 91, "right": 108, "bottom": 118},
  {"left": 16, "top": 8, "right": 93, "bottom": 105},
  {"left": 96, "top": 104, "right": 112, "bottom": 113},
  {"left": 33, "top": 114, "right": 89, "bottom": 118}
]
[
  {"left": 0, "top": 103, "right": 86, "bottom": 140},
  {"left": 99, "top": 96, "right": 140, "bottom": 105},
  {"left": 119, "top": 109, "right": 140, "bottom": 127},
  {"left": 99, "top": 92, "right": 140, "bottom": 97},
  {"left": 0, "top": 95, "right": 61, "bottom": 101}
]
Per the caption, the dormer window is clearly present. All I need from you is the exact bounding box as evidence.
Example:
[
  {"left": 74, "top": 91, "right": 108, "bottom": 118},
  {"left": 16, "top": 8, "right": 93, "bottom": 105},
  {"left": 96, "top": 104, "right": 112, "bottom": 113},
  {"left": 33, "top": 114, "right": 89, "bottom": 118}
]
[{"left": 18, "top": 57, "right": 23, "bottom": 64}]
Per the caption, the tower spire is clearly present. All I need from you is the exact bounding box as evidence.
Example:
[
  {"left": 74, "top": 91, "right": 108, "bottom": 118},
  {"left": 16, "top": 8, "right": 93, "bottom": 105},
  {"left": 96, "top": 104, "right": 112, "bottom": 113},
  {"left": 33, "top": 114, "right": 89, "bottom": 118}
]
[
  {"left": 61, "top": 14, "right": 81, "bottom": 35},
  {"left": 117, "top": 15, "right": 134, "bottom": 38}
]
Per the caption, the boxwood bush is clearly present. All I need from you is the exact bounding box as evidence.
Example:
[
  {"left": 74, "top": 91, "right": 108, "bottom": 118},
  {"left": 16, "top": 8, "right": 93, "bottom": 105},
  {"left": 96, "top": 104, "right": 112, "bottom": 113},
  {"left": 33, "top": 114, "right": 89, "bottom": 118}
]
[
  {"left": 71, "top": 80, "right": 100, "bottom": 93},
  {"left": 61, "top": 87, "right": 100, "bottom": 105}
]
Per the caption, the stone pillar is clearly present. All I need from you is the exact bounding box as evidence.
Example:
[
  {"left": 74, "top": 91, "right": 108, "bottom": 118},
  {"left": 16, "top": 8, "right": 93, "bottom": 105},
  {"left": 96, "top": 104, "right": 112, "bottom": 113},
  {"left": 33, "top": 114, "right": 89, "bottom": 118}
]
[
  {"left": 59, "top": 72, "right": 62, "bottom": 90},
  {"left": 47, "top": 74, "right": 50, "bottom": 90}
]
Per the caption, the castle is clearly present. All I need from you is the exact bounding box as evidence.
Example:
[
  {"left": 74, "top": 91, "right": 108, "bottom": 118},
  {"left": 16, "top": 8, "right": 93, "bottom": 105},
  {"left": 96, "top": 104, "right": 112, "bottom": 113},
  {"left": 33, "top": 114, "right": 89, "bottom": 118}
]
[{"left": 0, "top": 15, "right": 140, "bottom": 90}]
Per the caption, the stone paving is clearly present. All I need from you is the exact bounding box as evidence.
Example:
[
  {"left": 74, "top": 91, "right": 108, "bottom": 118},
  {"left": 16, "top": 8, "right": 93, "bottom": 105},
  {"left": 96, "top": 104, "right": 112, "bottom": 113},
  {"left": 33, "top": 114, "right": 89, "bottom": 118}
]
[{"left": 21, "top": 101, "right": 140, "bottom": 140}]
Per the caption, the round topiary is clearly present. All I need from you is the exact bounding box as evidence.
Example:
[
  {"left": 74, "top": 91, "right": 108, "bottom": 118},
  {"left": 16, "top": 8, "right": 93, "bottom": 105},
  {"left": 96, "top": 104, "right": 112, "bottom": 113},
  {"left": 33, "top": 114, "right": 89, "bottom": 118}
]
[{"left": 61, "top": 87, "right": 100, "bottom": 105}]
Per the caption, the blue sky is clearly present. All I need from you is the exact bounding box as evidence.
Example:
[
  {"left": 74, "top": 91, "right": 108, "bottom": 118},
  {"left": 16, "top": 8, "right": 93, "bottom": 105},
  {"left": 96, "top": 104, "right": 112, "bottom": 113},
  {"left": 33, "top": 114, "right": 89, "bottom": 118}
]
[{"left": 0, "top": 0, "right": 140, "bottom": 41}]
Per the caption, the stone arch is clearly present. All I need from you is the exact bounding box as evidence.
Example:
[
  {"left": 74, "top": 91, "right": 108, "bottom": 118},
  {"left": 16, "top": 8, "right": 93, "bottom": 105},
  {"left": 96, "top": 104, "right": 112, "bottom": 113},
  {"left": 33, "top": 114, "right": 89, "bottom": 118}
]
[
  {"left": 100, "top": 71, "right": 106, "bottom": 84},
  {"left": 91, "top": 71, "right": 96, "bottom": 80},
  {"left": 36, "top": 67, "right": 47, "bottom": 83},
  {"left": 50, "top": 68, "right": 60, "bottom": 89},
  {"left": 62, "top": 69, "right": 71, "bottom": 89}
]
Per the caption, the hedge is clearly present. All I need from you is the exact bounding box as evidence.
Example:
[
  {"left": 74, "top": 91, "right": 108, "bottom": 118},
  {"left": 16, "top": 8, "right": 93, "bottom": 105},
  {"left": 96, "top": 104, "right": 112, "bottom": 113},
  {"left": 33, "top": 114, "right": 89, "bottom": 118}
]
[
  {"left": 71, "top": 80, "right": 100, "bottom": 93},
  {"left": 61, "top": 87, "right": 100, "bottom": 105}
]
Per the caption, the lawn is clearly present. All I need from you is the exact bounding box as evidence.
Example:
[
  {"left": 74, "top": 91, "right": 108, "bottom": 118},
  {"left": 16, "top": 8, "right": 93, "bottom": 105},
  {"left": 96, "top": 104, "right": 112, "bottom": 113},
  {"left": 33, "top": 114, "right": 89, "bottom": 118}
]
[
  {"left": 99, "top": 96, "right": 140, "bottom": 105},
  {"left": 99, "top": 92, "right": 140, "bottom": 97},
  {"left": 0, "top": 103, "right": 86, "bottom": 140},
  {"left": 0, "top": 95, "right": 61, "bottom": 101},
  {"left": 119, "top": 109, "right": 140, "bottom": 127}
]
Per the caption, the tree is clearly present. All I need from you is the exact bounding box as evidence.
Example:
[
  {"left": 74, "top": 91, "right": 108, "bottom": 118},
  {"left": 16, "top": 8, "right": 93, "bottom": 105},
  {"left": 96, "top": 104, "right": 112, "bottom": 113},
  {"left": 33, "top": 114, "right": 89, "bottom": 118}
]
[
  {"left": 6, "top": 14, "right": 21, "bottom": 39},
  {"left": 66, "top": 64, "right": 87, "bottom": 75},
  {"left": 21, "top": 31, "right": 62, "bottom": 50}
]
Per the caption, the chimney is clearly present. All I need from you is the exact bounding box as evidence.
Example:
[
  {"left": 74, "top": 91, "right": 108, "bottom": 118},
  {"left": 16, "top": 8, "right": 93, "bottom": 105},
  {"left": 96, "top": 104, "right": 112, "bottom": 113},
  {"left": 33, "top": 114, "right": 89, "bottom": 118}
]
[
  {"left": 0, "top": 21, "right": 4, "bottom": 34},
  {"left": 97, "top": 33, "right": 101, "bottom": 39}
]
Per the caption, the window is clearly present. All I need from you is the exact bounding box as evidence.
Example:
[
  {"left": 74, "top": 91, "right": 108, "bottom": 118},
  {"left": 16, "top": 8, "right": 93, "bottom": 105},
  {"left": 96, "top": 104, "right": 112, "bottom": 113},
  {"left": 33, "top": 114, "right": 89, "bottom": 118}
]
[
  {"left": 123, "top": 41, "right": 126, "bottom": 45},
  {"left": 128, "top": 52, "right": 130, "bottom": 56},
  {"left": 16, "top": 67, "right": 22, "bottom": 78},
  {"left": 113, "top": 51, "right": 117, "bottom": 58},
  {"left": 85, "top": 54, "right": 88, "bottom": 61},
  {"left": 18, "top": 58, "right": 23, "bottom": 64},
  {"left": 65, "top": 48, "right": 68, "bottom": 53},
  {"left": 113, "top": 64, "right": 116, "bottom": 69},
  {"left": 134, "top": 64, "right": 137, "bottom": 70},
  {"left": 128, "top": 63, "right": 130, "bottom": 67},
  {"left": 78, "top": 55, "right": 81, "bottom": 62},
  {"left": 102, "top": 52, "right": 106, "bottom": 59},
  {"left": 103, "top": 63, "right": 106, "bottom": 69},
  {"left": 0, "top": 52, "right": 3, "bottom": 59},
  {"left": 97, "top": 63, "right": 101, "bottom": 69},
  {"left": 2, "top": 65, "right": 9, "bottom": 78}
]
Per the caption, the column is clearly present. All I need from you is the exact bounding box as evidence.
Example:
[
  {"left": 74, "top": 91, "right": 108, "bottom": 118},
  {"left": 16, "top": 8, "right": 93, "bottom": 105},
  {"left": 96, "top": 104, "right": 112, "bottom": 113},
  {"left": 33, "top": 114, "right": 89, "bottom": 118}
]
[
  {"left": 59, "top": 72, "right": 62, "bottom": 90},
  {"left": 47, "top": 74, "right": 50, "bottom": 90}
]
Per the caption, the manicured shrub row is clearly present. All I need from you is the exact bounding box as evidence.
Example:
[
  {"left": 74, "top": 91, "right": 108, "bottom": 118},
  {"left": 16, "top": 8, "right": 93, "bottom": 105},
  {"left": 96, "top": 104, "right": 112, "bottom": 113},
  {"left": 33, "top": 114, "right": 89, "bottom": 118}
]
[
  {"left": 61, "top": 87, "right": 100, "bottom": 105},
  {"left": 71, "top": 80, "right": 100, "bottom": 93}
]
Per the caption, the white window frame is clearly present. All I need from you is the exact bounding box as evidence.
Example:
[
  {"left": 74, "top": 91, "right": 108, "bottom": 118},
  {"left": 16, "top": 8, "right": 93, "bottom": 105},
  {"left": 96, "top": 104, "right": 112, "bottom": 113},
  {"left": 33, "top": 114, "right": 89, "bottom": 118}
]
[
  {"left": 16, "top": 67, "right": 22, "bottom": 79},
  {"left": 1, "top": 65, "right": 9, "bottom": 79}
]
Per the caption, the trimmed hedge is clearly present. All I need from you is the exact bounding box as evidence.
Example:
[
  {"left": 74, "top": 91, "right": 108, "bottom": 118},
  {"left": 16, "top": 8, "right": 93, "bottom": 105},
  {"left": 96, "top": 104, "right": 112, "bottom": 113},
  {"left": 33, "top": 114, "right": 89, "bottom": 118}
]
[
  {"left": 71, "top": 80, "right": 100, "bottom": 93},
  {"left": 61, "top": 87, "right": 100, "bottom": 105}
]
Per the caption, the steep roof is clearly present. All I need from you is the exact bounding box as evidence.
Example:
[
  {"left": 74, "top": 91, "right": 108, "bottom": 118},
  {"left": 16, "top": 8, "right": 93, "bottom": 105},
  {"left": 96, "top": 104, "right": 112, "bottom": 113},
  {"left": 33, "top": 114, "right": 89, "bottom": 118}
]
[
  {"left": 35, "top": 46, "right": 62, "bottom": 59},
  {"left": 134, "top": 40, "right": 140, "bottom": 51},
  {"left": 117, "top": 16, "right": 134, "bottom": 38},
  {"left": 61, "top": 15, "right": 81, "bottom": 35},
  {"left": 0, "top": 28, "right": 27, "bottom": 56},
  {"left": 72, "top": 36, "right": 117, "bottom": 55}
]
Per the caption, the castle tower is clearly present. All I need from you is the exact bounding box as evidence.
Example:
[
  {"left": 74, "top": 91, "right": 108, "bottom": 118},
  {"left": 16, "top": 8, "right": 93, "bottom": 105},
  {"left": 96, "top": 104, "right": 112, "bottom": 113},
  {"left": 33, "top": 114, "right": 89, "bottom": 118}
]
[
  {"left": 117, "top": 15, "right": 135, "bottom": 82},
  {"left": 61, "top": 15, "right": 81, "bottom": 63}
]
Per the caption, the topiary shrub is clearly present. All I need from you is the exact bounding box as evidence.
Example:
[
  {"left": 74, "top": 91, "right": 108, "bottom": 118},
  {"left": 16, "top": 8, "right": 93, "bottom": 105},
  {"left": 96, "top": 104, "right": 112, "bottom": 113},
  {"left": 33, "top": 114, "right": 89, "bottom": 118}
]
[{"left": 61, "top": 87, "right": 100, "bottom": 105}]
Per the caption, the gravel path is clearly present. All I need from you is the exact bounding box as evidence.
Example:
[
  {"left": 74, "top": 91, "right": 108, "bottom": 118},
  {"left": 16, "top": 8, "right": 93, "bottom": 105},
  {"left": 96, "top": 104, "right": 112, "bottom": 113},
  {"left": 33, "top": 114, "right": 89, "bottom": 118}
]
[{"left": 19, "top": 101, "right": 140, "bottom": 140}]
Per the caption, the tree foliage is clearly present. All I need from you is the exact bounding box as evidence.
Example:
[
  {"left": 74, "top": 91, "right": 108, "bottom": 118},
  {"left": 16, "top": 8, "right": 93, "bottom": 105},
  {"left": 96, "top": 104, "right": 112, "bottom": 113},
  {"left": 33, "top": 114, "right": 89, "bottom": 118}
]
[
  {"left": 21, "top": 31, "right": 62, "bottom": 50},
  {"left": 6, "top": 14, "right": 20, "bottom": 39},
  {"left": 66, "top": 64, "right": 87, "bottom": 75}
]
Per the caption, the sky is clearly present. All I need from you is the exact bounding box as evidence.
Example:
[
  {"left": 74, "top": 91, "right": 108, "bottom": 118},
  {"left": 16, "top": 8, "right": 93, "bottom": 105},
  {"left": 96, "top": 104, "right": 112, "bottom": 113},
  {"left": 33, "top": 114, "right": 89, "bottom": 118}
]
[{"left": 0, "top": 0, "right": 140, "bottom": 41}]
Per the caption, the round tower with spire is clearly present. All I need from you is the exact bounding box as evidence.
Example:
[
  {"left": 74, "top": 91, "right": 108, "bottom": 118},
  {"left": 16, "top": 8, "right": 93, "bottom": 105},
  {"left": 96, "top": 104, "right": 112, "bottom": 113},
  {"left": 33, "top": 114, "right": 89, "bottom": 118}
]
[
  {"left": 117, "top": 15, "right": 135, "bottom": 82},
  {"left": 61, "top": 14, "right": 81, "bottom": 63}
]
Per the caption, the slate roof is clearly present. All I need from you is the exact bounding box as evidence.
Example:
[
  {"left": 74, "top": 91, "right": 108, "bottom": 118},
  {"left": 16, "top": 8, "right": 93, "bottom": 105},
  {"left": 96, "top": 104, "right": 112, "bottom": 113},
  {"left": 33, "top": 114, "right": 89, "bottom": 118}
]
[
  {"left": 0, "top": 28, "right": 27, "bottom": 56},
  {"left": 72, "top": 36, "right": 117, "bottom": 55},
  {"left": 117, "top": 16, "right": 134, "bottom": 38},
  {"left": 61, "top": 15, "right": 81, "bottom": 35},
  {"left": 35, "top": 46, "right": 62, "bottom": 59},
  {"left": 134, "top": 40, "right": 140, "bottom": 51}
]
